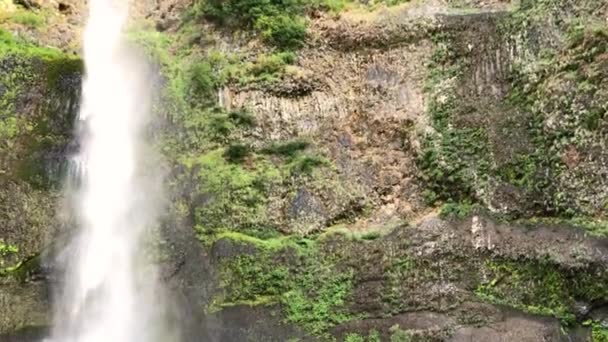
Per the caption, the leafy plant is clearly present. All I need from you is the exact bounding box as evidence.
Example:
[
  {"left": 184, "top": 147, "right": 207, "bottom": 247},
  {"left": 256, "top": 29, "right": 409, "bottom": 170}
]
[
  {"left": 1, "top": 9, "right": 46, "bottom": 28},
  {"left": 224, "top": 143, "right": 252, "bottom": 163},
  {"left": 261, "top": 139, "right": 309, "bottom": 157},
  {"left": 197, "top": 0, "right": 308, "bottom": 49}
]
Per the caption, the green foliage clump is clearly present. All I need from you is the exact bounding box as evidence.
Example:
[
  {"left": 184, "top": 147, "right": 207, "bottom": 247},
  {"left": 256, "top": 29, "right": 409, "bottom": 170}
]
[
  {"left": 0, "top": 240, "right": 19, "bottom": 275},
  {"left": 418, "top": 33, "right": 490, "bottom": 206},
  {"left": 475, "top": 260, "right": 575, "bottom": 324},
  {"left": 261, "top": 139, "right": 329, "bottom": 176},
  {"left": 185, "top": 149, "right": 282, "bottom": 235},
  {"left": 188, "top": 60, "right": 219, "bottom": 98},
  {"left": 261, "top": 139, "right": 309, "bottom": 157},
  {"left": 236, "top": 51, "right": 297, "bottom": 85},
  {"left": 584, "top": 320, "right": 608, "bottom": 342},
  {"left": 382, "top": 256, "right": 416, "bottom": 312},
  {"left": 389, "top": 325, "right": 413, "bottom": 342},
  {"left": 196, "top": 0, "right": 308, "bottom": 49},
  {"left": 2, "top": 9, "right": 46, "bottom": 28},
  {"left": 282, "top": 266, "right": 354, "bottom": 335},
  {"left": 0, "top": 29, "right": 81, "bottom": 188},
  {"left": 343, "top": 330, "right": 382, "bottom": 342},
  {"left": 255, "top": 14, "right": 307, "bottom": 49},
  {"left": 228, "top": 109, "right": 256, "bottom": 127},
  {"left": 439, "top": 200, "right": 481, "bottom": 219},
  {"left": 221, "top": 254, "right": 290, "bottom": 301},
  {"left": 0, "top": 240, "right": 18, "bottom": 259},
  {"left": 224, "top": 143, "right": 252, "bottom": 163},
  {"left": 287, "top": 154, "right": 330, "bottom": 176},
  {"left": 0, "top": 28, "right": 73, "bottom": 60},
  {"left": 345, "top": 333, "right": 365, "bottom": 342},
  {"left": 0, "top": 116, "right": 18, "bottom": 140},
  {"left": 216, "top": 237, "right": 355, "bottom": 337}
]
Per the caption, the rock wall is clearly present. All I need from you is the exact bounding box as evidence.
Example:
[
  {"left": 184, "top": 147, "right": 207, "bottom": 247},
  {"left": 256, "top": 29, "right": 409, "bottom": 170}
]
[{"left": 2, "top": 0, "right": 608, "bottom": 341}]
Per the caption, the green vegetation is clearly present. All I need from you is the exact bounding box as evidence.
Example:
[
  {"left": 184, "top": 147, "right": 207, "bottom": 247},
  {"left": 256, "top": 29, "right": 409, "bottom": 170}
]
[
  {"left": 185, "top": 149, "right": 282, "bottom": 236},
  {"left": 496, "top": 19, "right": 608, "bottom": 218},
  {"left": 194, "top": 0, "right": 412, "bottom": 49},
  {"left": 345, "top": 333, "right": 365, "bottom": 342},
  {"left": 194, "top": 0, "right": 309, "bottom": 49},
  {"left": 0, "top": 29, "right": 81, "bottom": 188},
  {"left": 584, "top": 320, "right": 608, "bottom": 342},
  {"left": 0, "top": 240, "right": 20, "bottom": 275},
  {"left": 389, "top": 325, "right": 413, "bottom": 342},
  {"left": 261, "top": 139, "right": 310, "bottom": 157},
  {"left": 516, "top": 216, "right": 608, "bottom": 238},
  {"left": 234, "top": 51, "right": 297, "bottom": 85},
  {"left": 0, "top": 240, "right": 18, "bottom": 260},
  {"left": 1, "top": 9, "right": 47, "bottom": 28},
  {"left": 343, "top": 330, "right": 382, "bottom": 342},
  {"left": 214, "top": 235, "right": 356, "bottom": 337},
  {"left": 0, "top": 28, "right": 76, "bottom": 60},
  {"left": 439, "top": 200, "right": 481, "bottom": 219},
  {"left": 474, "top": 259, "right": 608, "bottom": 325},
  {"left": 418, "top": 32, "right": 490, "bottom": 205},
  {"left": 383, "top": 255, "right": 415, "bottom": 313}
]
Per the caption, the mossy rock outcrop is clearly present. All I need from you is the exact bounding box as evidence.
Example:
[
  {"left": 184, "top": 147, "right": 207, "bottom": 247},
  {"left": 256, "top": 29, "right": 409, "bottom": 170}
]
[
  {"left": 3, "top": 0, "right": 608, "bottom": 341},
  {"left": 0, "top": 28, "right": 80, "bottom": 335}
]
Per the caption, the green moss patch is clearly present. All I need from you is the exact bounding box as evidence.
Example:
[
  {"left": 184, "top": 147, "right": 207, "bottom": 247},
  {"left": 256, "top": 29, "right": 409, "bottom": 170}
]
[
  {"left": 418, "top": 32, "right": 491, "bottom": 205},
  {"left": 475, "top": 258, "right": 608, "bottom": 325},
  {"left": 0, "top": 29, "right": 81, "bottom": 188},
  {"left": 213, "top": 235, "right": 357, "bottom": 337}
]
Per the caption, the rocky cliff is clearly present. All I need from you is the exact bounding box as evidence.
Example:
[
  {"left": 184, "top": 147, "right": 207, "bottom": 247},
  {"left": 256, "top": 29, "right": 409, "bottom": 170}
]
[{"left": 2, "top": 0, "right": 608, "bottom": 341}]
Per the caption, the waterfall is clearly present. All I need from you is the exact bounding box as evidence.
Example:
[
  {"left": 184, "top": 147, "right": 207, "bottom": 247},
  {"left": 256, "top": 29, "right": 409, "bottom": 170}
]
[{"left": 48, "top": 0, "right": 169, "bottom": 341}]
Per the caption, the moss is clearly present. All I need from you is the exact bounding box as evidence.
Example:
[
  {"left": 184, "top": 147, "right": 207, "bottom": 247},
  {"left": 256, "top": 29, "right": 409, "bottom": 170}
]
[
  {"left": 383, "top": 255, "right": 416, "bottom": 313},
  {"left": 261, "top": 139, "right": 310, "bottom": 157},
  {"left": 317, "top": 223, "right": 399, "bottom": 242},
  {"left": 345, "top": 333, "right": 365, "bottom": 342},
  {"left": 214, "top": 234, "right": 356, "bottom": 337},
  {"left": 234, "top": 52, "right": 297, "bottom": 86},
  {"left": 516, "top": 217, "right": 608, "bottom": 238},
  {"left": 0, "top": 28, "right": 75, "bottom": 60},
  {"left": 0, "top": 240, "right": 19, "bottom": 274},
  {"left": 185, "top": 149, "right": 282, "bottom": 236},
  {"left": 475, "top": 259, "right": 578, "bottom": 324},
  {"left": 389, "top": 325, "right": 413, "bottom": 342},
  {"left": 287, "top": 154, "right": 331, "bottom": 176},
  {"left": 588, "top": 322, "right": 608, "bottom": 342},
  {"left": 0, "top": 29, "right": 80, "bottom": 188},
  {"left": 439, "top": 200, "right": 482, "bottom": 219},
  {"left": 212, "top": 231, "right": 315, "bottom": 252},
  {"left": 224, "top": 143, "right": 252, "bottom": 163},
  {"left": 194, "top": 0, "right": 308, "bottom": 49},
  {"left": 418, "top": 32, "right": 491, "bottom": 206},
  {"left": 1, "top": 8, "right": 47, "bottom": 28}
]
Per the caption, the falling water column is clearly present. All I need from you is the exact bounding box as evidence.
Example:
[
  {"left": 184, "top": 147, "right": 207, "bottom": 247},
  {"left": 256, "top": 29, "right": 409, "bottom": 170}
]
[{"left": 50, "top": 0, "right": 165, "bottom": 341}]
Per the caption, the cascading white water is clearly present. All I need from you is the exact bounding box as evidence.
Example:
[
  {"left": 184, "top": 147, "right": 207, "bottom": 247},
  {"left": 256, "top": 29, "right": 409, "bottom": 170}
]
[{"left": 49, "top": 0, "right": 168, "bottom": 341}]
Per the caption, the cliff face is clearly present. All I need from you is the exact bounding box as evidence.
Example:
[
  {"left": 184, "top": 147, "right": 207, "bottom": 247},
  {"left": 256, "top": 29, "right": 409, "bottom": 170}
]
[
  {"left": 0, "top": 24, "right": 81, "bottom": 335},
  {"left": 2, "top": 0, "right": 608, "bottom": 341}
]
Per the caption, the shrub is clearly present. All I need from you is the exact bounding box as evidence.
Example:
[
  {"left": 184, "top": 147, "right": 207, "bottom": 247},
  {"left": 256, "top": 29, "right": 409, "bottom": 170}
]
[
  {"left": 289, "top": 154, "right": 329, "bottom": 176},
  {"left": 247, "top": 52, "right": 296, "bottom": 80},
  {"left": 344, "top": 333, "right": 365, "bottom": 342},
  {"left": 4, "top": 10, "right": 46, "bottom": 28},
  {"left": 224, "top": 143, "right": 251, "bottom": 163},
  {"left": 228, "top": 110, "right": 256, "bottom": 127},
  {"left": 255, "top": 14, "right": 307, "bottom": 49},
  {"left": 189, "top": 60, "right": 217, "bottom": 97},
  {"left": 198, "top": 0, "right": 308, "bottom": 48},
  {"left": 261, "top": 139, "right": 309, "bottom": 157}
]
